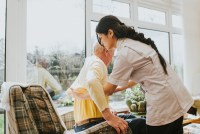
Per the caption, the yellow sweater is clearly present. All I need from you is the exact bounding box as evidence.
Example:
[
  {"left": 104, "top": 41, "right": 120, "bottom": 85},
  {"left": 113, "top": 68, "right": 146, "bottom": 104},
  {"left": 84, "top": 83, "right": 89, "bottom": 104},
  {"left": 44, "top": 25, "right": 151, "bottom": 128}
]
[
  {"left": 73, "top": 88, "right": 109, "bottom": 122},
  {"left": 69, "top": 56, "right": 109, "bottom": 123}
]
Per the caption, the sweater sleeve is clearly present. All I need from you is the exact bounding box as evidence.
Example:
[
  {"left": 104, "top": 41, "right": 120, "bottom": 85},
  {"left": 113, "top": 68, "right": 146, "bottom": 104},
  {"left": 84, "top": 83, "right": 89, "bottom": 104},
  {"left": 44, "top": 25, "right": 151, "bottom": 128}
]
[{"left": 86, "top": 62, "right": 109, "bottom": 112}]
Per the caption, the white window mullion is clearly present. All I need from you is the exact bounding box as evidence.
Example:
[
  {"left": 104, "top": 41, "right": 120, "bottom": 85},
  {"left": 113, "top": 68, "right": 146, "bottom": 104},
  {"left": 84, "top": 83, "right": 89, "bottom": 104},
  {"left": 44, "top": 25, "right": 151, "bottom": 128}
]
[
  {"left": 133, "top": 0, "right": 140, "bottom": 31},
  {"left": 169, "top": 31, "right": 173, "bottom": 65},
  {"left": 86, "top": 0, "right": 92, "bottom": 56},
  {"left": 137, "top": 22, "right": 170, "bottom": 32},
  {"left": 6, "top": 0, "right": 27, "bottom": 82}
]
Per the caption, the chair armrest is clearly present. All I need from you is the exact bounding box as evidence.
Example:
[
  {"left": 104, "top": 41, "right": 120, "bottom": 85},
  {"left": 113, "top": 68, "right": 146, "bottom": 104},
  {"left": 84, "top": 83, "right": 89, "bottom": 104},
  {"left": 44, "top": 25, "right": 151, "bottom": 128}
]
[
  {"left": 61, "top": 111, "right": 75, "bottom": 130},
  {"left": 77, "top": 121, "right": 132, "bottom": 134}
]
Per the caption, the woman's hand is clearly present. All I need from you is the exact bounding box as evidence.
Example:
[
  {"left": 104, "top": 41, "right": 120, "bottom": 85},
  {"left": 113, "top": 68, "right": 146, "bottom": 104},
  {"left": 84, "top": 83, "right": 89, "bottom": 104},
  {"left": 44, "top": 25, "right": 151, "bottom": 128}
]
[
  {"left": 114, "top": 80, "right": 137, "bottom": 93},
  {"left": 114, "top": 86, "right": 125, "bottom": 93}
]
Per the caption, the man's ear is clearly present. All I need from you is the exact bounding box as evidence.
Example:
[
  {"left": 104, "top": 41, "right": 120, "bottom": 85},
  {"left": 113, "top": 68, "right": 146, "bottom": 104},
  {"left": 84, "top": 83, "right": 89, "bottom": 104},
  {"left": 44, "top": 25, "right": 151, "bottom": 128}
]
[{"left": 108, "top": 29, "right": 114, "bottom": 38}]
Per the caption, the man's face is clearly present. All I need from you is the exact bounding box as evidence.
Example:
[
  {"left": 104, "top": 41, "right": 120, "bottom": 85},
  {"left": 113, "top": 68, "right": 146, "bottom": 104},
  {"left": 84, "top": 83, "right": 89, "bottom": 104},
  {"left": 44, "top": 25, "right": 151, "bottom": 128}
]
[
  {"left": 105, "top": 48, "right": 115, "bottom": 65},
  {"left": 97, "top": 32, "right": 116, "bottom": 50},
  {"left": 39, "top": 59, "right": 49, "bottom": 69}
]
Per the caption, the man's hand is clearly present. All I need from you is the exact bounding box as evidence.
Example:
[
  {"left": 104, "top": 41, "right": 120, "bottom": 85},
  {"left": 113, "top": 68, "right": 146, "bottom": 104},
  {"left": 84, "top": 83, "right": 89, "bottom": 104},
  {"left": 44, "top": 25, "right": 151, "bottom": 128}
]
[{"left": 102, "top": 108, "right": 128, "bottom": 134}]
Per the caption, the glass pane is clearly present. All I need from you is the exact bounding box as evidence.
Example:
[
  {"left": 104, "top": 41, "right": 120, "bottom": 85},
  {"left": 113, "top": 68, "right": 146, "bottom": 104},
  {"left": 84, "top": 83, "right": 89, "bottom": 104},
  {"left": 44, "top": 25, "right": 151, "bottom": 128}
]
[
  {"left": 172, "top": 34, "right": 184, "bottom": 80},
  {"left": 0, "top": 114, "right": 4, "bottom": 134},
  {"left": 91, "top": 21, "right": 98, "bottom": 50},
  {"left": 0, "top": 0, "right": 6, "bottom": 133},
  {"left": 91, "top": 21, "right": 117, "bottom": 56},
  {"left": 0, "top": 0, "right": 6, "bottom": 86},
  {"left": 138, "top": 28, "right": 170, "bottom": 62},
  {"left": 27, "top": 0, "right": 85, "bottom": 107},
  {"left": 138, "top": 7, "right": 166, "bottom": 25},
  {"left": 93, "top": 0, "right": 130, "bottom": 18},
  {"left": 172, "top": 15, "right": 183, "bottom": 28}
]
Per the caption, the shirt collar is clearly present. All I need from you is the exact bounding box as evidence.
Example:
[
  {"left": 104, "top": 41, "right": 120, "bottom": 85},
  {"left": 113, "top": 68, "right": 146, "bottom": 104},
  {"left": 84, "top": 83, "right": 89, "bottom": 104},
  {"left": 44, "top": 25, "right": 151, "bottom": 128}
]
[{"left": 116, "top": 38, "right": 126, "bottom": 51}]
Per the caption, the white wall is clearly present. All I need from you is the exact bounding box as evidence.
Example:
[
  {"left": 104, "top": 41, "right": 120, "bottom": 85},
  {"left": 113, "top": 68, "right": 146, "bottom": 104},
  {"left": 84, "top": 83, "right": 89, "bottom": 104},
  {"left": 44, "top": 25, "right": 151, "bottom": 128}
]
[{"left": 183, "top": 0, "right": 200, "bottom": 95}]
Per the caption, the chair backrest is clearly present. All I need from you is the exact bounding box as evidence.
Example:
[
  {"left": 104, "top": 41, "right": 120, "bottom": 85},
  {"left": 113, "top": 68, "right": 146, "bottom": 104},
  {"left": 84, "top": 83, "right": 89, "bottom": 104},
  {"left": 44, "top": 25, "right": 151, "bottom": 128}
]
[
  {"left": 77, "top": 121, "right": 132, "bottom": 134},
  {"left": 7, "top": 85, "right": 66, "bottom": 134}
]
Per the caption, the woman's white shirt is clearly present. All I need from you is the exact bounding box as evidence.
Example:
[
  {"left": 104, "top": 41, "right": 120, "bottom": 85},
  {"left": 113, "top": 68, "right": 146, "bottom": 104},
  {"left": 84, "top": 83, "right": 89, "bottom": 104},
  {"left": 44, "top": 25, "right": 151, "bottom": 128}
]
[{"left": 109, "top": 38, "right": 193, "bottom": 126}]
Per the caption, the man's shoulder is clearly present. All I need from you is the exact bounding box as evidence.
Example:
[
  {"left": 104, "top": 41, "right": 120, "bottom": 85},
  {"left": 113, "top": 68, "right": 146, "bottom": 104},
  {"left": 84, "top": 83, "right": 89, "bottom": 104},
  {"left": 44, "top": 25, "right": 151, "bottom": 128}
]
[{"left": 87, "top": 56, "right": 105, "bottom": 67}]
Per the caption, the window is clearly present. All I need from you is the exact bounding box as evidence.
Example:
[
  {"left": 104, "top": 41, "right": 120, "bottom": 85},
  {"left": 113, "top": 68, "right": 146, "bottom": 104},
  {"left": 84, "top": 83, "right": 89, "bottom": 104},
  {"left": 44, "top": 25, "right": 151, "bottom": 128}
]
[
  {"left": 0, "top": 113, "right": 4, "bottom": 134},
  {"left": 88, "top": 0, "right": 184, "bottom": 110},
  {"left": 90, "top": 21, "right": 121, "bottom": 102},
  {"left": 138, "top": 7, "right": 166, "bottom": 25},
  {"left": 90, "top": 21, "right": 98, "bottom": 51},
  {"left": 172, "top": 14, "right": 183, "bottom": 28},
  {"left": 172, "top": 34, "right": 184, "bottom": 80},
  {"left": 0, "top": 0, "right": 6, "bottom": 133},
  {"left": 93, "top": 0, "right": 130, "bottom": 19},
  {"left": 138, "top": 28, "right": 170, "bottom": 62},
  {"left": 0, "top": 0, "right": 6, "bottom": 86},
  {"left": 27, "top": 0, "right": 85, "bottom": 107}
]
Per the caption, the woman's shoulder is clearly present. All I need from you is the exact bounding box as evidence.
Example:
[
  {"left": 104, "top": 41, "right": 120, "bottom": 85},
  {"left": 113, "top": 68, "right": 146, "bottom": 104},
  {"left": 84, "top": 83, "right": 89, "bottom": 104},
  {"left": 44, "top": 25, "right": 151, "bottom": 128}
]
[{"left": 122, "top": 38, "right": 156, "bottom": 57}]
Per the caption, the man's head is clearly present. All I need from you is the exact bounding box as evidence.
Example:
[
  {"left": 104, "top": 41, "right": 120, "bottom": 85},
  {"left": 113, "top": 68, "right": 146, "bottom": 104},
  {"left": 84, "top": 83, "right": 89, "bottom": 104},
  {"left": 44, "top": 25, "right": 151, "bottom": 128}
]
[
  {"left": 93, "top": 42, "right": 115, "bottom": 66},
  {"left": 37, "top": 57, "right": 49, "bottom": 69}
]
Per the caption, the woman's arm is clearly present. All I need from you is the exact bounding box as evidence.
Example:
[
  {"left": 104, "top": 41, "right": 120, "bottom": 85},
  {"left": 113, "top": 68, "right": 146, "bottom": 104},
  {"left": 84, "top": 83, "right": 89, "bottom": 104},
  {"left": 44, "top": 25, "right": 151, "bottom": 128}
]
[
  {"left": 114, "top": 80, "right": 136, "bottom": 93},
  {"left": 103, "top": 82, "right": 117, "bottom": 96},
  {"left": 103, "top": 80, "right": 136, "bottom": 96}
]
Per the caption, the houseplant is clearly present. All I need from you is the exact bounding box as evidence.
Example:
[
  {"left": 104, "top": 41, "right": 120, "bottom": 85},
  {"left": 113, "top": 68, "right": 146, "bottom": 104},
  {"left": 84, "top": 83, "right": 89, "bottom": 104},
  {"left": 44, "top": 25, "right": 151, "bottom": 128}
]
[{"left": 125, "top": 84, "right": 146, "bottom": 114}]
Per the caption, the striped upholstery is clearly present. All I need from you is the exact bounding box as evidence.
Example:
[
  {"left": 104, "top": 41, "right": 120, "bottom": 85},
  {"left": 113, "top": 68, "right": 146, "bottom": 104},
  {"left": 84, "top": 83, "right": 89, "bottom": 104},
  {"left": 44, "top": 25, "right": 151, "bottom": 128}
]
[
  {"left": 61, "top": 111, "right": 75, "bottom": 130},
  {"left": 8, "top": 85, "right": 65, "bottom": 134},
  {"left": 77, "top": 121, "right": 132, "bottom": 134},
  {"left": 9, "top": 86, "right": 39, "bottom": 134}
]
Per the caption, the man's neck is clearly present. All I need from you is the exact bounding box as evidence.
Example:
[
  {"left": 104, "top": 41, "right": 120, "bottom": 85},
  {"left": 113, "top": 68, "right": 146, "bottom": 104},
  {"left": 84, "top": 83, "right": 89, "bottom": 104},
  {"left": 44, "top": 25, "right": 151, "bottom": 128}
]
[{"left": 96, "top": 54, "right": 108, "bottom": 67}]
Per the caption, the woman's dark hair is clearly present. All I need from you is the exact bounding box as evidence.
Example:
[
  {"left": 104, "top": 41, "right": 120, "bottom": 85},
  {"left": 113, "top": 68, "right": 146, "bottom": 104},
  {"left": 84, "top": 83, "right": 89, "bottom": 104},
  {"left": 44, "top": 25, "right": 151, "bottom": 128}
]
[{"left": 96, "top": 15, "right": 168, "bottom": 75}]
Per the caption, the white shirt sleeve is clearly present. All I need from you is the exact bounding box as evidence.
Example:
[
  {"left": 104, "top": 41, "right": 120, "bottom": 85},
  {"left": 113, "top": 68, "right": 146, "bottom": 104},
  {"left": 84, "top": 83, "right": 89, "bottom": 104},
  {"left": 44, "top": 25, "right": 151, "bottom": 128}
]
[{"left": 109, "top": 48, "right": 134, "bottom": 86}]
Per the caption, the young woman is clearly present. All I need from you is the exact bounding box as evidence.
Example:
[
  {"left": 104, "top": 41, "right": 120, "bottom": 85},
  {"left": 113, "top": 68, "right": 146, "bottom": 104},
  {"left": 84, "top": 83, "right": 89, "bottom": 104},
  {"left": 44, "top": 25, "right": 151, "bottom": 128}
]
[{"left": 96, "top": 15, "right": 193, "bottom": 134}]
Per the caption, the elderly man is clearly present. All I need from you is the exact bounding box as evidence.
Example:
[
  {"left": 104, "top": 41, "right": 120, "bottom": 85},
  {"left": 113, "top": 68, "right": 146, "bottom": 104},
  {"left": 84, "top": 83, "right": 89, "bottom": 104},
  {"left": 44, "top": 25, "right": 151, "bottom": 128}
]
[{"left": 68, "top": 43, "right": 146, "bottom": 134}]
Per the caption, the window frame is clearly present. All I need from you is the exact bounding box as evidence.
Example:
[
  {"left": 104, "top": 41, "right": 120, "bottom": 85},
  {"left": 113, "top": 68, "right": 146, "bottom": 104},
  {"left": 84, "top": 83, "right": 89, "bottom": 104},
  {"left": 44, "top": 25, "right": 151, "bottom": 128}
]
[
  {"left": 0, "top": 0, "right": 7, "bottom": 84},
  {"left": 0, "top": 0, "right": 7, "bottom": 133},
  {"left": 86, "top": 0, "right": 184, "bottom": 103},
  {"left": 86, "top": 0, "right": 183, "bottom": 64},
  {"left": 137, "top": 6, "right": 167, "bottom": 26},
  {"left": 5, "top": 0, "right": 184, "bottom": 82},
  {"left": 6, "top": 0, "right": 27, "bottom": 82}
]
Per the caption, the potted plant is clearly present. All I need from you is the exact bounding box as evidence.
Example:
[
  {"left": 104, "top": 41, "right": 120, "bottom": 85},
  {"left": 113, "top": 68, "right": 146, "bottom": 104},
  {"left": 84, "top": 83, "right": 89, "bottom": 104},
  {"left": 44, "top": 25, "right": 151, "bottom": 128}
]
[{"left": 125, "top": 84, "right": 146, "bottom": 114}]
